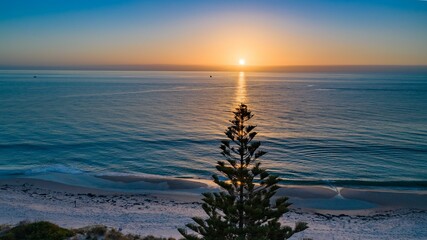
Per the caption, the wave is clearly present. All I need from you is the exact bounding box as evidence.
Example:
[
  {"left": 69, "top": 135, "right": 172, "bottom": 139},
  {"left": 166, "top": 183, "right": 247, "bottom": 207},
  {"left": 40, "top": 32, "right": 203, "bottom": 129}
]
[
  {"left": 0, "top": 169, "right": 23, "bottom": 176},
  {"left": 314, "top": 87, "right": 427, "bottom": 92},
  {"left": 23, "top": 164, "right": 84, "bottom": 175},
  {"left": 0, "top": 165, "right": 85, "bottom": 177},
  {"left": 0, "top": 138, "right": 218, "bottom": 151},
  {"left": 314, "top": 88, "right": 335, "bottom": 91},
  {"left": 2, "top": 137, "right": 426, "bottom": 155},
  {"left": 2, "top": 165, "right": 426, "bottom": 190},
  {"left": 60, "top": 85, "right": 250, "bottom": 98},
  {"left": 282, "top": 179, "right": 427, "bottom": 189}
]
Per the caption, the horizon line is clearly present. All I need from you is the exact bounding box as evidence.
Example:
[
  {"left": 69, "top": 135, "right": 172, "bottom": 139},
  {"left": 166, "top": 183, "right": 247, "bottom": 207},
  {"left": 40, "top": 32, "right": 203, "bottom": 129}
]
[{"left": 1, "top": 64, "right": 427, "bottom": 73}]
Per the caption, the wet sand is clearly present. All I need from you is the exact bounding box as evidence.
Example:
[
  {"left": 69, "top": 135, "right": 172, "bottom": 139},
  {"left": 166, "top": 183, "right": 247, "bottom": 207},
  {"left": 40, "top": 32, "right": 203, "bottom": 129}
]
[{"left": 0, "top": 177, "right": 426, "bottom": 239}]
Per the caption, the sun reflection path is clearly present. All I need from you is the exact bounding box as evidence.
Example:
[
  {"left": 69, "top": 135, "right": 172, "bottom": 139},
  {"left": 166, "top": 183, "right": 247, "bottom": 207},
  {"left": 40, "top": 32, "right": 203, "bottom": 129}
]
[{"left": 235, "top": 72, "right": 247, "bottom": 104}]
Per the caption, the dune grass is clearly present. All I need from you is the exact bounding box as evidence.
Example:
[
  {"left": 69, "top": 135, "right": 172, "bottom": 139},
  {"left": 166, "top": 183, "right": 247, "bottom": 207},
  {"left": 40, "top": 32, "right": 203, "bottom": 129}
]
[
  {"left": 0, "top": 221, "right": 73, "bottom": 240},
  {"left": 0, "top": 221, "right": 178, "bottom": 240}
]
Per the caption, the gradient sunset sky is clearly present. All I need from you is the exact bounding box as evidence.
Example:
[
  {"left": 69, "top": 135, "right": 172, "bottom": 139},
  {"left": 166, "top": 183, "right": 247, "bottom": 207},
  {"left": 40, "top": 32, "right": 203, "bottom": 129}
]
[{"left": 1, "top": 0, "right": 427, "bottom": 67}]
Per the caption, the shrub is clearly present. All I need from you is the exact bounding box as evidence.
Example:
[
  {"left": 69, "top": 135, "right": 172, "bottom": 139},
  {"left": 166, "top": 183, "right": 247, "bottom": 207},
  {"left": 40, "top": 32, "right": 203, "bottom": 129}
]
[{"left": 0, "top": 221, "right": 74, "bottom": 240}]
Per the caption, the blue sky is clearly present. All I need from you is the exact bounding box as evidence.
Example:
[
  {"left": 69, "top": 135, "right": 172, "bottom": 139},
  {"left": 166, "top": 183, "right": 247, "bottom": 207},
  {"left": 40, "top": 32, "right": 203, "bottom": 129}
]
[{"left": 1, "top": 0, "right": 426, "bottom": 66}]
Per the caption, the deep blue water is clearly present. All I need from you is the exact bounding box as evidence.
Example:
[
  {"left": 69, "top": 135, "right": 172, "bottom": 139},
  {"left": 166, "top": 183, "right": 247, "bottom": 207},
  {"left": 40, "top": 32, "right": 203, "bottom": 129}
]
[{"left": 0, "top": 70, "right": 426, "bottom": 189}]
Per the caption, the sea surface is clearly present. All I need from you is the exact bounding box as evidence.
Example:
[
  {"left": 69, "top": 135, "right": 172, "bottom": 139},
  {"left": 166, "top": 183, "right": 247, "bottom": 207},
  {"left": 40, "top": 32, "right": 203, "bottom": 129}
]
[{"left": 0, "top": 70, "right": 426, "bottom": 190}]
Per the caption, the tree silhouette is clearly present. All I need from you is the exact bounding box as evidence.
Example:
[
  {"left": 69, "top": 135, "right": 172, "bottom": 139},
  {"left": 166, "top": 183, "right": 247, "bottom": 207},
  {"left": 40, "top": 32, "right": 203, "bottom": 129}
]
[{"left": 179, "top": 104, "right": 307, "bottom": 240}]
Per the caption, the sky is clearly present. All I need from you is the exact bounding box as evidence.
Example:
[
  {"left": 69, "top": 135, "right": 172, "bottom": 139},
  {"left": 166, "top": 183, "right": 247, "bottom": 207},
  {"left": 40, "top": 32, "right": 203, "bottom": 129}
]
[{"left": 0, "top": 0, "right": 427, "bottom": 68}]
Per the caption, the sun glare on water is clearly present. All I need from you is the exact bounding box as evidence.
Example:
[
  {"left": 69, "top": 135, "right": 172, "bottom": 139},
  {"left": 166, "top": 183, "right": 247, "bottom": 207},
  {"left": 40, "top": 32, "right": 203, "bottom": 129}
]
[{"left": 239, "top": 58, "right": 246, "bottom": 65}]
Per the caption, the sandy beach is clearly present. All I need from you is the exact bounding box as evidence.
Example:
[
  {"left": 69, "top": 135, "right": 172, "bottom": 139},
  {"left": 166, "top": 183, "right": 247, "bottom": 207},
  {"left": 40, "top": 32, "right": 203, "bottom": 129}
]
[{"left": 1, "top": 176, "right": 426, "bottom": 239}]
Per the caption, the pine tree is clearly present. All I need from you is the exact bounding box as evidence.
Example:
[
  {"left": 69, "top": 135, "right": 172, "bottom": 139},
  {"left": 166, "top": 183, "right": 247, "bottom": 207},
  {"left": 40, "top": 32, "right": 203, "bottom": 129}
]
[{"left": 179, "top": 103, "right": 307, "bottom": 240}]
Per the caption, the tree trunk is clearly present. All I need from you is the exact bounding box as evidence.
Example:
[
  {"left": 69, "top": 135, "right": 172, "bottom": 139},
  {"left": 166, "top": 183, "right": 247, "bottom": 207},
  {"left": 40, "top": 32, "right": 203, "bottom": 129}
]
[{"left": 239, "top": 132, "right": 244, "bottom": 233}]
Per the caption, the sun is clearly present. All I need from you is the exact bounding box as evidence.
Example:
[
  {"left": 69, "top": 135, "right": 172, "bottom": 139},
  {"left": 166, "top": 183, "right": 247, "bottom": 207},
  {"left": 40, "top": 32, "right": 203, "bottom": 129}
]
[{"left": 239, "top": 58, "right": 246, "bottom": 65}]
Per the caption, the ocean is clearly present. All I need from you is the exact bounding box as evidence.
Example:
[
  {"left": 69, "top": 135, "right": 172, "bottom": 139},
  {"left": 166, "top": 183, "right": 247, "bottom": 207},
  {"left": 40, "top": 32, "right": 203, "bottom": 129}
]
[{"left": 0, "top": 70, "right": 426, "bottom": 190}]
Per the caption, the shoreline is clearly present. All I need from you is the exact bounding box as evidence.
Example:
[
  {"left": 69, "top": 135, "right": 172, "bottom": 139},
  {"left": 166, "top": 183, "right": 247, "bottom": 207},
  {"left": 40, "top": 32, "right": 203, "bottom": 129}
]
[
  {"left": 1, "top": 176, "right": 427, "bottom": 239},
  {"left": 1, "top": 174, "right": 427, "bottom": 211}
]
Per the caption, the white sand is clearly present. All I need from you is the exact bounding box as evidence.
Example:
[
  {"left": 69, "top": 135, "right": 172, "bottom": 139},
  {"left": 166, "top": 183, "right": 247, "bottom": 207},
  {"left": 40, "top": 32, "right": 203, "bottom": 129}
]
[{"left": 0, "top": 177, "right": 426, "bottom": 239}]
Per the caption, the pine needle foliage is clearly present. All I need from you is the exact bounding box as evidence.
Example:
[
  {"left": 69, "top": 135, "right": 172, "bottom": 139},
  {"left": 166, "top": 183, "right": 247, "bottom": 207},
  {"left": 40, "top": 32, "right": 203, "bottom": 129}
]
[{"left": 179, "top": 104, "right": 307, "bottom": 240}]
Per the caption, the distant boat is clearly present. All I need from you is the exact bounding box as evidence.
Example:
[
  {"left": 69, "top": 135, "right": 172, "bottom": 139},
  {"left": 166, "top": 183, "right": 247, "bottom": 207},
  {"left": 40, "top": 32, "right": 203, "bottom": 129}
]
[{"left": 33, "top": 75, "right": 37, "bottom": 78}]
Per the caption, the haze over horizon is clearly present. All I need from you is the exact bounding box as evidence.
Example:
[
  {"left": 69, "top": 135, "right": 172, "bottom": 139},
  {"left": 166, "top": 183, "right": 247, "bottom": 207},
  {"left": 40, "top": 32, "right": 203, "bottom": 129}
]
[{"left": 1, "top": 0, "right": 427, "bottom": 68}]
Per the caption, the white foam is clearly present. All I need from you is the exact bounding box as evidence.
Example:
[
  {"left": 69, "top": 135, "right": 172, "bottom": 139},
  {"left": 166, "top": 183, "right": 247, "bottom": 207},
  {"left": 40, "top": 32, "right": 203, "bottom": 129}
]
[{"left": 24, "top": 164, "right": 84, "bottom": 175}]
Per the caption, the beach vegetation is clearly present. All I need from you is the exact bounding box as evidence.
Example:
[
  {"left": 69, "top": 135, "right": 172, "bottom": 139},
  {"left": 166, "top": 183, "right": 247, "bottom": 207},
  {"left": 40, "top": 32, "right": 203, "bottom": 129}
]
[
  {"left": 0, "top": 225, "right": 11, "bottom": 235},
  {"left": 73, "top": 225, "right": 179, "bottom": 240},
  {"left": 0, "top": 221, "right": 179, "bottom": 240},
  {"left": 0, "top": 221, "right": 74, "bottom": 240},
  {"left": 179, "top": 104, "right": 307, "bottom": 240}
]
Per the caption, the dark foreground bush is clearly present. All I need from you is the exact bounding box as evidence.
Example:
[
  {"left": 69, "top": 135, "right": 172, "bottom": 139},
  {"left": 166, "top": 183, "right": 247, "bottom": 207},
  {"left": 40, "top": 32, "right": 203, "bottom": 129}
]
[
  {"left": 0, "top": 221, "right": 178, "bottom": 240},
  {"left": 0, "top": 221, "right": 73, "bottom": 240},
  {"left": 76, "top": 226, "right": 177, "bottom": 240},
  {"left": 73, "top": 225, "right": 178, "bottom": 240}
]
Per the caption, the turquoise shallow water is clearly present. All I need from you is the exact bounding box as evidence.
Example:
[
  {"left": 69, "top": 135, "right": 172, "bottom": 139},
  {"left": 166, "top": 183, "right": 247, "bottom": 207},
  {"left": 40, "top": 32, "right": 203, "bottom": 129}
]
[{"left": 0, "top": 70, "right": 426, "bottom": 189}]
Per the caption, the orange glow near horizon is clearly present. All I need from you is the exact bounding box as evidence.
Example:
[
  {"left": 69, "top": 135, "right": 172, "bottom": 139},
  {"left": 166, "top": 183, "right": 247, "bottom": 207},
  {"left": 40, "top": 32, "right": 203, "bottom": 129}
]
[{"left": 1, "top": 4, "right": 426, "bottom": 67}]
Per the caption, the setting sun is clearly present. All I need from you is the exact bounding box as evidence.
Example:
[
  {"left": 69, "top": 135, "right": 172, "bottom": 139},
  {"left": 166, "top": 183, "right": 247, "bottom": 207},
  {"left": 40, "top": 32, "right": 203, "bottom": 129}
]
[{"left": 239, "top": 58, "right": 246, "bottom": 65}]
